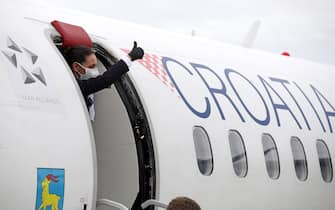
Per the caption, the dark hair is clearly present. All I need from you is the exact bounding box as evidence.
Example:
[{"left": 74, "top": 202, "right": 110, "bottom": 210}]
[
  {"left": 65, "top": 45, "right": 95, "bottom": 66},
  {"left": 167, "top": 197, "right": 201, "bottom": 210}
]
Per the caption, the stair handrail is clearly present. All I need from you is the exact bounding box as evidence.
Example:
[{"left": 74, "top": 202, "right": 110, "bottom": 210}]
[
  {"left": 96, "top": 198, "right": 129, "bottom": 210},
  {"left": 141, "top": 199, "right": 168, "bottom": 209}
]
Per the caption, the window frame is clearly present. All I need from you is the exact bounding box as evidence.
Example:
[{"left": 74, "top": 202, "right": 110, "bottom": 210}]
[
  {"left": 316, "top": 139, "right": 333, "bottom": 183},
  {"left": 228, "top": 130, "right": 248, "bottom": 178},
  {"left": 290, "top": 136, "right": 308, "bottom": 181},
  {"left": 192, "top": 126, "right": 214, "bottom": 176},
  {"left": 262, "top": 133, "right": 281, "bottom": 179}
]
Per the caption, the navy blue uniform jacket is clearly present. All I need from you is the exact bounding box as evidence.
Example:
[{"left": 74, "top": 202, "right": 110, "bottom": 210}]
[{"left": 76, "top": 60, "right": 129, "bottom": 108}]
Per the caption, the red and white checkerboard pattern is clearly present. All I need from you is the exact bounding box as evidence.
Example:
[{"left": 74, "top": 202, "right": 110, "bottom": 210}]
[{"left": 121, "top": 49, "right": 175, "bottom": 93}]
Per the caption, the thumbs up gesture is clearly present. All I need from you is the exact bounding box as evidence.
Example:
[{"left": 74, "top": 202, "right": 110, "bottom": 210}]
[{"left": 128, "top": 41, "right": 144, "bottom": 61}]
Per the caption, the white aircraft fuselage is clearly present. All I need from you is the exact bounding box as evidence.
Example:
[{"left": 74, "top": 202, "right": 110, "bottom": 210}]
[{"left": 0, "top": 3, "right": 334, "bottom": 210}]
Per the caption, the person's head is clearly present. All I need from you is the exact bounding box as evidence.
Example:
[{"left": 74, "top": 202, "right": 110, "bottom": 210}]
[
  {"left": 65, "top": 45, "right": 98, "bottom": 79},
  {"left": 166, "top": 197, "right": 201, "bottom": 210}
]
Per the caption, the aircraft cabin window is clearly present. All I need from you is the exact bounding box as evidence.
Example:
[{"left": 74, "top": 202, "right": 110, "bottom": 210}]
[
  {"left": 193, "top": 126, "right": 214, "bottom": 176},
  {"left": 262, "top": 134, "right": 280, "bottom": 179},
  {"left": 290, "top": 137, "right": 308, "bottom": 181},
  {"left": 316, "top": 140, "right": 333, "bottom": 183},
  {"left": 228, "top": 130, "right": 248, "bottom": 178}
]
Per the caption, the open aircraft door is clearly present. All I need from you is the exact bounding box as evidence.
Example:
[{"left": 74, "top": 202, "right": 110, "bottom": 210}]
[
  {"left": 49, "top": 20, "right": 157, "bottom": 210},
  {"left": 87, "top": 39, "right": 157, "bottom": 210}
]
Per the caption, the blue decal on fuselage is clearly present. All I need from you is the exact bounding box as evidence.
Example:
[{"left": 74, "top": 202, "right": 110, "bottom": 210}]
[{"left": 35, "top": 168, "right": 65, "bottom": 210}]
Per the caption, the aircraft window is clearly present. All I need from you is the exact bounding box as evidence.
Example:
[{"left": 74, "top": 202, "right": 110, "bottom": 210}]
[
  {"left": 316, "top": 140, "right": 333, "bottom": 183},
  {"left": 193, "top": 126, "right": 214, "bottom": 176},
  {"left": 290, "top": 137, "right": 308, "bottom": 181},
  {"left": 262, "top": 134, "right": 280, "bottom": 179},
  {"left": 228, "top": 130, "right": 248, "bottom": 178}
]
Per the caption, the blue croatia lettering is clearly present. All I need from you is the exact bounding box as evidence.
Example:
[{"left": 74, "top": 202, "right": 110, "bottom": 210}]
[
  {"left": 225, "top": 69, "right": 270, "bottom": 126},
  {"left": 162, "top": 57, "right": 211, "bottom": 118},
  {"left": 311, "top": 85, "right": 335, "bottom": 133},
  {"left": 162, "top": 56, "right": 334, "bottom": 133},
  {"left": 191, "top": 63, "right": 245, "bottom": 122}
]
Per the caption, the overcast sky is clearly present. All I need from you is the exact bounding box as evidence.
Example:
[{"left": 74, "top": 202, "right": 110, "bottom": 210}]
[{"left": 18, "top": 0, "right": 335, "bottom": 65}]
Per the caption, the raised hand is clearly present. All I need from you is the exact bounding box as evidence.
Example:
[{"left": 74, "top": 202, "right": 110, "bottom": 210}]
[{"left": 128, "top": 41, "right": 144, "bottom": 61}]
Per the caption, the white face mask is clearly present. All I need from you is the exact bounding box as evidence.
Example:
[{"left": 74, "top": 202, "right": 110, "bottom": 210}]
[{"left": 77, "top": 63, "right": 100, "bottom": 80}]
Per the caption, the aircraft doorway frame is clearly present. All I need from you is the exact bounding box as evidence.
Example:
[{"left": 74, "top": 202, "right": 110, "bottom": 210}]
[{"left": 93, "top": 43, "right": 156, "bottom": 210}]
